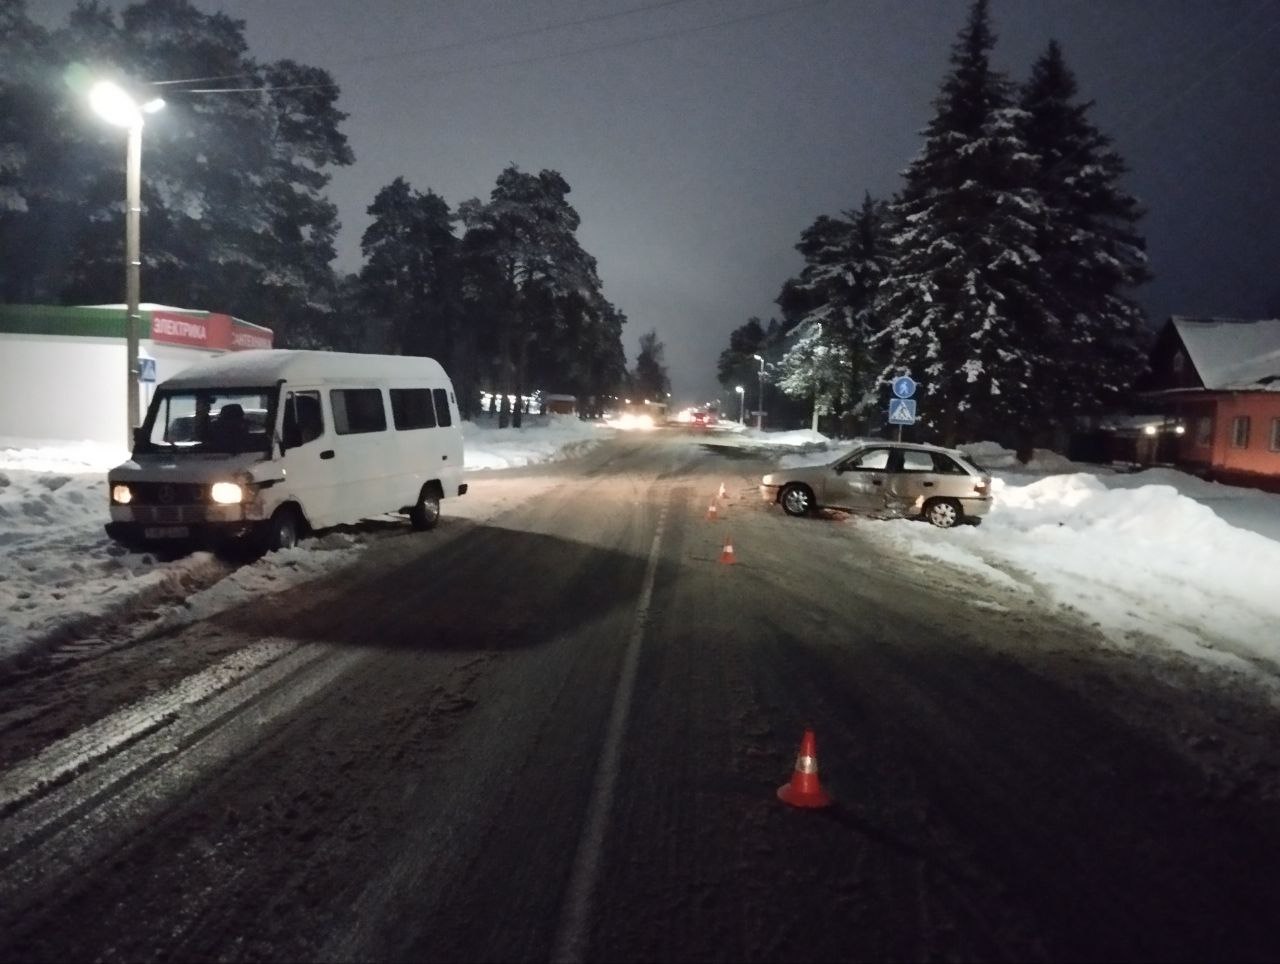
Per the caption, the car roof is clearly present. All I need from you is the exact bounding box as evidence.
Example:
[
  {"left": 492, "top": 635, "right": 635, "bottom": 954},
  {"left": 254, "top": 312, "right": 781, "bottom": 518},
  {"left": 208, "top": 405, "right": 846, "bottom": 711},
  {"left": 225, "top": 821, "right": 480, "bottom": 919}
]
[{"left": 852, "top": 439, "right": 971, "bottom": 458}]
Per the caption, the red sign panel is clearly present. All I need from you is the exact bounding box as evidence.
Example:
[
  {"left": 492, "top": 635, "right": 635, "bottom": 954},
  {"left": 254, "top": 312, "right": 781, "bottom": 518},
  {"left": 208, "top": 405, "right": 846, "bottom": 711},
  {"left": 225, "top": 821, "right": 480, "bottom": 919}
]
[{"left": 149, "top": 310, "right": 272, "bottom": 351}]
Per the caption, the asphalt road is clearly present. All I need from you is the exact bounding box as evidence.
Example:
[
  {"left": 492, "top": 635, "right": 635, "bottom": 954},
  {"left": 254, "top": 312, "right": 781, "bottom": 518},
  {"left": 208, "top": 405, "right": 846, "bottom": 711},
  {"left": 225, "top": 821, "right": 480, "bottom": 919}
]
[{"left": 2, "top": 429, "right": 1279, "bottom": 962}]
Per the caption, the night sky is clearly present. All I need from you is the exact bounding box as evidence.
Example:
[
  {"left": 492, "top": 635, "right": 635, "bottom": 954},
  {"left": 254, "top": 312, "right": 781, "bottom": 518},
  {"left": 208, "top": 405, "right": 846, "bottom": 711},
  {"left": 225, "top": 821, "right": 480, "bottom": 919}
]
[{"left": 37, "top": 0, "right": 1280, "bottom": 404}]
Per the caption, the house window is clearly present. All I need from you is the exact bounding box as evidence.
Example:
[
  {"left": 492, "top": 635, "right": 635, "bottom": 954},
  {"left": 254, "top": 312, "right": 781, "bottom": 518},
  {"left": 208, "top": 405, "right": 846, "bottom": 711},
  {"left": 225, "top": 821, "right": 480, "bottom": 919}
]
[
  {"left": 1171, "top": 351, "right": 1185, "bottom": 374},
  {"left": 1195, "top": 416, "right": 1213, "bottom": 447},
  {"left": 1231, "top": 416, "right": 1250, "bottom": 449},
  {"left": 1271, "top": 418, "right": 1280, "bottom": 453}
]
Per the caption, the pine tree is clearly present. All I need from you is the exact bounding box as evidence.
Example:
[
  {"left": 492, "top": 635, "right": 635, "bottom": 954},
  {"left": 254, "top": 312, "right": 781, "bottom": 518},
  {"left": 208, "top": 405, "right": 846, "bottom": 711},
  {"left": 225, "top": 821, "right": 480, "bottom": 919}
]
[
  {"left": 1, "top": 0, "right": 353, "bottom": 344},
  {"left": 777, "top": 195, "right": 889, "bottom": 430},
  {"left": 459, "top": 166, "right": 622, "bottom": 426},
  {"left": 1020, "top": 40, "right": 1150, "bottom": 422},
  {"left": 359, "top": 177, "right": 460, "bottom": 360},
  {"left": 876, "top": 0, "right": 1057, "bottom": 446},
  {"left": 631, "top": 330, "right": 671, "bottom": 401},
  {"left": 717, "top": 317, "right": 767, "bottom": 398}
]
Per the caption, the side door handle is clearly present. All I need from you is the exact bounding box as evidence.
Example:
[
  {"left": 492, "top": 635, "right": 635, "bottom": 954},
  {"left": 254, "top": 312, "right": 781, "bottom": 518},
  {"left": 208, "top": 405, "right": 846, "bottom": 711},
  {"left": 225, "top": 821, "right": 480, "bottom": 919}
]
[
  {"left": 320, "top": 450, "right": 335, "bottom": 460},
  {"left": 922, "top": 480, "right": 935, "bottom": 487}
]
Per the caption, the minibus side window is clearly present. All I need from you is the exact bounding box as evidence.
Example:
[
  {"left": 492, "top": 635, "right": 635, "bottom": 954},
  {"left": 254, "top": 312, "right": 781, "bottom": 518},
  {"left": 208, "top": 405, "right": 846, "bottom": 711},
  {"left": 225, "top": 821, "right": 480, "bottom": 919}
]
[
  {"left": 390, "top": 388, "right": 437, "bottom": 430},
  {"left": 432, "top": 388, "right": 453, "bottom": 427},
  {"left": 283, "top": 391, "right": 324, "bottom": 447},
  {"left": 331, "top": 388, "right": 387, "bottom": 435}
]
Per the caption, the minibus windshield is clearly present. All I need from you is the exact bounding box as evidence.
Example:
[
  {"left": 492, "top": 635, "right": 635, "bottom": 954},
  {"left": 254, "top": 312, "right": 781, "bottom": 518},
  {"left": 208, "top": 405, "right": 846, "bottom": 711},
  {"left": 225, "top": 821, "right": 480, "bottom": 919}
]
[{"left": 139, "top": 388, "right": 277, "bottom": 456}]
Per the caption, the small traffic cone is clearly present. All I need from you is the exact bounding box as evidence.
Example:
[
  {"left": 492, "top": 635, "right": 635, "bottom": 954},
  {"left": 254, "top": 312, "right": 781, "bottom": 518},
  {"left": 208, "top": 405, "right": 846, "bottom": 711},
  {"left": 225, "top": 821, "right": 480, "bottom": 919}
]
[
  {"left": 719, "top": 534, "right": 736, "bottom": 564},
  {"left": 777, "top": 728, "right": 833, "bottom": 809},
  {"left": 706, "top": 502, "right": 719, "bottom": 520},
  {"left": 718, "top": 482, "right": 727, "bottom": 500}
]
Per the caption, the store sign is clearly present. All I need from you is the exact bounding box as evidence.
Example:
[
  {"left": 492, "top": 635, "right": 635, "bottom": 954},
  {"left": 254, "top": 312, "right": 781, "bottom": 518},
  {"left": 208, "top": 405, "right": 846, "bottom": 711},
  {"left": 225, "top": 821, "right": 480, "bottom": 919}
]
[{"left": 150, "top": 310, "right": 273, "bottom": 351}]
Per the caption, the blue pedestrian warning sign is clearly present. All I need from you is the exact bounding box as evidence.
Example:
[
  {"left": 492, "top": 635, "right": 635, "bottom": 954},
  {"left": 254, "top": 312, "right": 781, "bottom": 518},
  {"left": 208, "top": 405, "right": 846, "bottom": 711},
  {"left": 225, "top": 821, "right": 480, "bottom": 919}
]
[{"left": 888, "top": 398, "right": 916, "bottom": 425}]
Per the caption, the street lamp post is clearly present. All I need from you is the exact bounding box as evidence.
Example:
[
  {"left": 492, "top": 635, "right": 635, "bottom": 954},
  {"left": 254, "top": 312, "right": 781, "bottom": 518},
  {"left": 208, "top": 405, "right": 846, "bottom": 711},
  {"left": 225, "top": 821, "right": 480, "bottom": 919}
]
[
  {"left": 90, "top": 81, "right": 163, "bottom": 447},
  {"left": 752, "top": 353, "right": 765, "bottom": 430},
  {"left": 734, "top": 385, "right": 744, "bottom": 424}
]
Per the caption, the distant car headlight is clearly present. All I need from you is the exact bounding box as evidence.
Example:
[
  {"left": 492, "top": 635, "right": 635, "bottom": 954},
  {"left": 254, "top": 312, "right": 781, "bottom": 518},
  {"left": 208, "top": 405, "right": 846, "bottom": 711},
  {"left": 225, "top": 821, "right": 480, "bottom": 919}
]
[
  {"left": 111, "top": 484, "right": 132, "bottom": 504},
  {"left": 762, "top": 474, "right": 774, "bottom": 485},
  {"left": 211, "top": 481, "right": 244, "bottom": 504}
]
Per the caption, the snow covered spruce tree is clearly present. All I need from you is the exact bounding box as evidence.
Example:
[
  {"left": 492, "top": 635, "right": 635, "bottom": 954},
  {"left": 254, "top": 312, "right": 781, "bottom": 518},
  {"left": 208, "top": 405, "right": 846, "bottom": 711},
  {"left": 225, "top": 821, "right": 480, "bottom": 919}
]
[
  {"left": 876, "top": 0, "right": 1058, "bottom": 447},
  {"left": 1019, "top": 40, "right": 1150, "bottom": 422},
  {"left": 776, "top": 194, "right": 888, "bottom": 432}
]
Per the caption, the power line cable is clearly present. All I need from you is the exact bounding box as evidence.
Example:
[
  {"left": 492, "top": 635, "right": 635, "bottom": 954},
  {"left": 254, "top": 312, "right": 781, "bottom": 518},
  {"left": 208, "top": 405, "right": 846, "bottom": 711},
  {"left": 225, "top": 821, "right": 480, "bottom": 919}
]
[
  {"left": 172, "top": 0, "right": 838, "bottom": 95},
  {"left": 153, "top": 0, "right": 712, "bottom": 86}
]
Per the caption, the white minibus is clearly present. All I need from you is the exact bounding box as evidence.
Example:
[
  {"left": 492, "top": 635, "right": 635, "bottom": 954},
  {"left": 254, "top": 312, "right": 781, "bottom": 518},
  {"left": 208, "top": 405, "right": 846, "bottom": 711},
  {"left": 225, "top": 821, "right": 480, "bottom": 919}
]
[{"left": 105, "top": 350, "right": 467, "bottom": 552}]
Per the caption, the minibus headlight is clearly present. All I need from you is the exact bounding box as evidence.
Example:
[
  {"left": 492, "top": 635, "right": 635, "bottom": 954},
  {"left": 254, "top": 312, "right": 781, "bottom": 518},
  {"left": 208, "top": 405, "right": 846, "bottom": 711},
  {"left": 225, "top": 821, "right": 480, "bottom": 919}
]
[
  {"left": 111, "top": 484, "right": 132, "bottom": 505},
  {"left": 211, "top": 481, "right": 245, "bottom": 504}
]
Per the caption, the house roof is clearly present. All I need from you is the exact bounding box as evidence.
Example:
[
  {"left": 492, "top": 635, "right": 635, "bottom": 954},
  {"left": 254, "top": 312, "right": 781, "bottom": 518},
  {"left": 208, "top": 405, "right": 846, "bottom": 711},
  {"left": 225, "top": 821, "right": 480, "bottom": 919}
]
[{"left": 1172, "top": 316, "right": 1280, "bottom": 391}]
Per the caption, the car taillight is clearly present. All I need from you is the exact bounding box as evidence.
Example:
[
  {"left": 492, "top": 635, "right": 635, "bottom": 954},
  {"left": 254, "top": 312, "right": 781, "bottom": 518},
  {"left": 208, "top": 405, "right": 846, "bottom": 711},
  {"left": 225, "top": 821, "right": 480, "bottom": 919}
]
[{"left": 975, "top": 477, "right": 991, "bottom": 496}]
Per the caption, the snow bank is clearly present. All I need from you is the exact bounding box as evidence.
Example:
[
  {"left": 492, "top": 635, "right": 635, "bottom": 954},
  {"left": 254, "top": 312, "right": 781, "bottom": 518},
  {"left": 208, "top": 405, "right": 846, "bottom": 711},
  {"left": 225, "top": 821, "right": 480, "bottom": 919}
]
[
  {"left": 870, "top": 466, "right": 1280, "bottom": 675},
  {"left": 462, "top": 416, "right": 612, "bottom": 469},
  {"left": 0, "top": 419, "right": 613, "bottom": 662}
]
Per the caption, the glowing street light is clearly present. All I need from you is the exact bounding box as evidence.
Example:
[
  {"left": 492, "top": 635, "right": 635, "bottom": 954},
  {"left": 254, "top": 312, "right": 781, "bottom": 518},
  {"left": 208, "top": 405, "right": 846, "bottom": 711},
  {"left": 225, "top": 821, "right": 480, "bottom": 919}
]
[
  {"left": 734, "top": 385, "right": 744, "bottom": 424},
  {"left": 752, "top": 354, "right": 765, "bottom": 430},
  {"left": 89, "top": 80, "right": 164, "bottom": 446}
]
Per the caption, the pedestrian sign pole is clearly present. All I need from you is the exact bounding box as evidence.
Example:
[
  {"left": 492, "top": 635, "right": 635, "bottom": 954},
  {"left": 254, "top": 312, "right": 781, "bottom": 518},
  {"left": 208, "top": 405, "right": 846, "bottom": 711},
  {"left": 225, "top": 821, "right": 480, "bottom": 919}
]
[{"left": 889, "top": 376, "right": 917, "bottom": 440}]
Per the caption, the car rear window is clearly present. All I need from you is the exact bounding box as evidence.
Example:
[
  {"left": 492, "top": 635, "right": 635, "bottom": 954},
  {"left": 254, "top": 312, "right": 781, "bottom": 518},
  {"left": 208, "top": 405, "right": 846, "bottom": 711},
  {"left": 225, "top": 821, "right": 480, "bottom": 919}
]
[
  {"left": 900, "top": 450, "right": 934, "bottom": 471},
  {"left": 930, "top": 453, "right": 970, "bottom": 474}
]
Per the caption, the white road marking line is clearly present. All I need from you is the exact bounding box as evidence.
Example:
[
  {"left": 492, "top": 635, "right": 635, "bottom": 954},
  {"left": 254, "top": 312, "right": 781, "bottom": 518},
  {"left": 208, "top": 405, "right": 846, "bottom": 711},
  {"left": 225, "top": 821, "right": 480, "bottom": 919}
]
[
  {"left": 551, "top": 501, "right": 669, "bottom": 964},
  {"left": 0, "top": 637, "right": 298, "bottom": 816},
  {"left": 0, "top": 639, "right": 339, "bottom": 857}
]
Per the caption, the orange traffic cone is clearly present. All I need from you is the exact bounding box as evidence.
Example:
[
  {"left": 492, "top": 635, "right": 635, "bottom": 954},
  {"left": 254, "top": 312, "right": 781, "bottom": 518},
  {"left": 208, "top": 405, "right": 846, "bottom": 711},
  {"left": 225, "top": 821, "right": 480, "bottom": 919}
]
[
  {"left": 719, "top": 534, "right": 736, "bottom": 564},
  {"left": 718, "top": 482, "right": 727, "bottom": 500},
  {"left": 777, "top": 728, "right": 833, "bottom": 809},
  {"left": 706, "top": 502, "right": 719, "bottom": 520}
]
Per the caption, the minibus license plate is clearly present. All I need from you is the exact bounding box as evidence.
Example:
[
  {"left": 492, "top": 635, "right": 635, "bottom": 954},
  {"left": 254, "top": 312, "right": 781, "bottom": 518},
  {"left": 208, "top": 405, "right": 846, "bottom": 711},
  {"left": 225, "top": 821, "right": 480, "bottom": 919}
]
[{"left": 144, "top": 526, "right": 190, "bottom": 539}]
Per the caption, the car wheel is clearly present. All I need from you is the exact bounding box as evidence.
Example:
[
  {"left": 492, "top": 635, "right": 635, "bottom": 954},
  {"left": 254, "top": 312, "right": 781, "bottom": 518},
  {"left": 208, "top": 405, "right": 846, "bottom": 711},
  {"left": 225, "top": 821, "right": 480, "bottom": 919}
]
[
  {"left": 410, "top": 489, "right": 441, "bottom": 531},
  {"left": 264, "top": 505, "right": 302, "bottom": 551},
  {"left": 780, "top": 483, "right": 815, "bottom": 517},
  {"left": 923, "top": 498, "right": 961, "bottom": 529}
]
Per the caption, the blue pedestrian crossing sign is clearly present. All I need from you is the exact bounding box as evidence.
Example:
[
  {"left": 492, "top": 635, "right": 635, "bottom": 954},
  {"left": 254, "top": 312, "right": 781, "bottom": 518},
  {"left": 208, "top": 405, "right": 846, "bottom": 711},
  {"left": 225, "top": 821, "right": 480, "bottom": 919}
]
[
  {"left": 891, "top": 375, "right": 917, "bottom": 399},
  {"left": 888, "top": 398, "right": 916, "bottom": 425},
  {"left": 138, "top": 358, "right": 157, "bottom": 383}
]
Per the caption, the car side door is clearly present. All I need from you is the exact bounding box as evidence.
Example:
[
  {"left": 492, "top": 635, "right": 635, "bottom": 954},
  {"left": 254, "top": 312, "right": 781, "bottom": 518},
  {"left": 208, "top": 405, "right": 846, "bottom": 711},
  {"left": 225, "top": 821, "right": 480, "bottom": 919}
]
[
  {"left": 278, "top": 388, "right": 339, "bottom": 528},
  {"left": 887, "top": 447, "right": 938, "bottom": 512},
  {"left": 824, "top": 446, "right": 894, "bottom": 511}
]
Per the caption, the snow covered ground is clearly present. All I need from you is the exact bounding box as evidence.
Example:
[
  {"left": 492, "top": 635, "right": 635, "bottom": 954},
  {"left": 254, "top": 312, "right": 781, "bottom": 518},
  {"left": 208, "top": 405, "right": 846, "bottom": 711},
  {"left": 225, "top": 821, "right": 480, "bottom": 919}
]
[
  {"left": 0, "top": 417, "right": 614, "bottom": 661},
  {"left": 765, "top": 434, "right": 1280, "bottom": 681},
  {"left": 4, "top": 420, "right": 1280, "bottom": 688}
]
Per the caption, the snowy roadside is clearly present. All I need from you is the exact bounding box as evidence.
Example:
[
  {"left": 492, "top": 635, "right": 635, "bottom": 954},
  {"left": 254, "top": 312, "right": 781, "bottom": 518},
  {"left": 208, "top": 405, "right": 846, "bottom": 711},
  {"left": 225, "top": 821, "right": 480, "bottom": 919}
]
[
  {"left": 751, "top": 432, "right": 1280, "bottom": 680},
  {"left": 7, "top": 420, "right": 1280, "bottom": 684},
  {"left": 0, "top": 418, "right": 613, "bottom": 662}
]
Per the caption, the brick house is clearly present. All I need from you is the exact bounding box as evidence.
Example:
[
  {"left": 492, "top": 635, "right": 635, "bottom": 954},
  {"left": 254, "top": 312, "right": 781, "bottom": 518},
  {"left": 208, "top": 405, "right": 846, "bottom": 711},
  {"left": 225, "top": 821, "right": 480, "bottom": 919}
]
[{"left": 1139, "top": 316, "right": 1280, "bottom": 492}]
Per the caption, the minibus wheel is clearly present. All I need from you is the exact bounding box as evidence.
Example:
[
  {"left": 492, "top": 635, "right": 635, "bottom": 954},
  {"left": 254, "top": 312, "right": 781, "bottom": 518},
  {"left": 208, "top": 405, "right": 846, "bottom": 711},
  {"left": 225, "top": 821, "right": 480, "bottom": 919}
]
[
  {"left": 264, "top": 506, "right": 302, "bottom": 551},
  {"left": 410, "top": 489, "right": 441, "bottom": 531}
]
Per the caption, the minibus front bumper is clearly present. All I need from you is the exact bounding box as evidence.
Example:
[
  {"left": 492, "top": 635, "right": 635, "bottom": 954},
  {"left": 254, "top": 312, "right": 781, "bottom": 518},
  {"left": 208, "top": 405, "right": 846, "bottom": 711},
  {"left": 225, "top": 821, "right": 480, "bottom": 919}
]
[{"left": 105, "top": 518, "right": 263, "bottom": 549}]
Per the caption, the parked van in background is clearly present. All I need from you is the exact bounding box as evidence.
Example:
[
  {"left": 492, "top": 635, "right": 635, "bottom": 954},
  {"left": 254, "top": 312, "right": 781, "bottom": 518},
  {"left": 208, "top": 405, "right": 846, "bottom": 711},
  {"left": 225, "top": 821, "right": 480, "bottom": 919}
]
[{"left": 105, "top": 350, "right": 467, "bottom": 552}]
